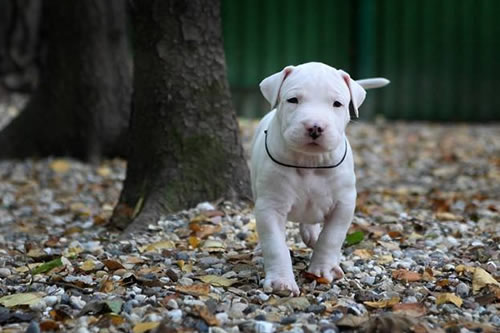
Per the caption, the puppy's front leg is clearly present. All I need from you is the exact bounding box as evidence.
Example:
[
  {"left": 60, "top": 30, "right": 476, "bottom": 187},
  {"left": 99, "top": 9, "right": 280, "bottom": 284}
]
[
  {"left": 255, "top": 204, "right": 299, "bottom": 296},
  {"left": 308, "top": 201, "right": 355, "bottom": 282}
]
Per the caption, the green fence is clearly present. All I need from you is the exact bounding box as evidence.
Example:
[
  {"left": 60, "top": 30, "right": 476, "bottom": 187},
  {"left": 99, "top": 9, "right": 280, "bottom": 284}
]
[{"left": 221, "top": 0, "right": 500, "bottom": 121}]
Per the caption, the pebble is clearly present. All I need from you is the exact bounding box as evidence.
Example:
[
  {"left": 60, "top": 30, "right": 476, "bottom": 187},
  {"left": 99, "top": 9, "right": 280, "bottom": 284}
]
[
  {"left": 29, "top": 300, "right": 46, "bottom": 312},
  {"left": 69, "top": 296, "right": 86, "bottom": 310},
  {"left": 167, "top": 299, "right": 179, "bottom": 309},
  {"left": 199, "top": 256, "right": 220, "bottom": 266},
  {"left": 216, "top": 312, "right": 229, "bottom": 324},
  {"left": 0, "top": 267, "right": 11, "bottom": 277},
  {"left": 196, "top": 202, "right": 215, "bottom": 211},
  {"left": 258, "top": 293, "right": 269, "bottom": 302},
  {"left": 177, "top": 277, "right": 193, "bottom": 286},
  {"left": 361, "top": 276, "right": 376, "bottom": 286},
  {"left": 305, "top": 304, "right": 326, "bottom": 314},
  {"left": 456, "top": 282, "right": 470, "bottom": 297},
  {"left": 167, "top": 309, "right": 183, "bottom": 322},
  {"left": 254, "top": 321, "right": 274, "bottom": 333},
  {"left": 280, "top": 316, "right": 297, "bottom": 325},
  {"left": 485, "top": 261, "right": 497, "bottom": 273},
  {"left": 43, "top": 295, "right": 58, "bottom": 307}
]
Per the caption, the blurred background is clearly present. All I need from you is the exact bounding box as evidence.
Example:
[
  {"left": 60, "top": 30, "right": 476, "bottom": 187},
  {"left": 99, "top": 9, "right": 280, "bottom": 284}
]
[{"left": 221, "top": 0, "right": 500, "bottom": 121}]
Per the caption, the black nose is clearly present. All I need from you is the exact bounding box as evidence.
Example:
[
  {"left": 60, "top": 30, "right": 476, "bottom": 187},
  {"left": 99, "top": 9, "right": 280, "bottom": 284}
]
[{"left": 308, "top": 125, "right": 323, "bottom": 140}]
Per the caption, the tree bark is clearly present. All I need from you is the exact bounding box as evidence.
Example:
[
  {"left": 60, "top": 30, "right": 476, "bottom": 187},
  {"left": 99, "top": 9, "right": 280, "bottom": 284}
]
[
  {"left": 0, "top": 0, "right": 131, "bottom": 161},
  {"left": 110, "top": 0, "right": 251, "bottom": 231}
]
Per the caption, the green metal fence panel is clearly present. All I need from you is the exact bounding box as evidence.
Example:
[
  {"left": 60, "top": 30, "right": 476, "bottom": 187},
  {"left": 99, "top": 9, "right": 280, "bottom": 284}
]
[{"left": 222, "top": 0, "right": 500, "bottom": 121}]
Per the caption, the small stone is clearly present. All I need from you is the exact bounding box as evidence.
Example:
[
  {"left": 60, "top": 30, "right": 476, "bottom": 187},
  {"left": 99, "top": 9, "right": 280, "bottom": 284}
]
[
  {"left": 280, "top": 316, "right": 297, "bottom": 325},
  {"left": 167, "top": 309, "right": 183, "bottom": 323},
  {"left": 25, "top": 321, "right": 41, "bottom": 333},
  {"left": 456, "top": 282, "right": 470, "bottom": 298},
  {"left": 69, "top": 296, "right": 86, "bottom": 310},
  {"left": 43, "top": 296, "right": 58, "bottom": 307},
  {"left": 114, "top": 268, "right": 127, "bottom": 276},
  {"left": 490, "top": 314, "right": 500, "bottom": 327},
  {"left": 254, "top": 320, "right": 274, "bottom": 333},
  {"left": 29, "top": 300, "right": 46, "bottom": 312},
  {"left": 471, "top": 240, "right": 484, "bottom": 247},
  {"left": 0, "top": 267, "right": 11, "bottom": 277},
  {"left": 443, "top": 264, "right": 455, "bottom": 271},
  {"left": 210, "top": 328, "right": 228, "bottom": 333},
  {"left": 176, "top": 252, "right": 190, "bottom": 261},
  {"left": 75, "top": 328, "right": 91, "bottom": 333},
  {"left": 167, "top": 299, "right": 178, "bottom": 309},
  {"left": 196, "top": 202, "right": 215, "bottom": 211},
  {"left": 258, "top": 293, "right": 269, "bottom": 302},
  {"left": 392, "top": 250, "right": 403, "bottom": 258},
  {"left": 305, "top": 304, "right": 326, "bottom": 314},
  {"left": 198, "top": 256, "right": 220, "bottom": 266},
  {"left": 216, "top": 312, "right": 229, "bottom": 324},
  {"left": 361, "top": 276, "right": 376, "bottom": 286},
  {"left": 236, "top": 232, "right": 248, "bottom": 240},
  {"left": 485, "top": 261, "right": 497, "bottom": 273},
  {"left": 403, "top": 296, "right": 418, "bottom": 303},
  {"left": 177, "top": 277, "right": 193, "bottom": 286},
  {"left": 228, "top": 302, "right": 247, "bottom": 319}
]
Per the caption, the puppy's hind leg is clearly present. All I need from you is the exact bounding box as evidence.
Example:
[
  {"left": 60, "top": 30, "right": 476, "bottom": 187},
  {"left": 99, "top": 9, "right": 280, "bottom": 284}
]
[{"left": 300, "top": 223, "right": 321, "bottom": 248}]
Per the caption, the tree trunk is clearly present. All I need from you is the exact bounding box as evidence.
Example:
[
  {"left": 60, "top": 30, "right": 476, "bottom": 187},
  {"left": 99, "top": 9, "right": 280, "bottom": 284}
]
[
  {"left": 0, "top": 0, "right": 131, "bottom": 161},
  {"left": 110, "top": 0, "right": 251, "bottom": 231}
]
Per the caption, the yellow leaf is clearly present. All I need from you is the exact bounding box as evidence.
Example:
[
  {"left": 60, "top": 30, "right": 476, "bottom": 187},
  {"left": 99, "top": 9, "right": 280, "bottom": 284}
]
[
  {"left": 364, "top": 296, "right": 400, "bottom": 308},
  {"left": 50, "top": 159, "right": 70, "bottom": 173},
  {"left": 353, "top": 249, "right": 373, "bottom": 259},
  {"left": 188, "top": 236, "right": 201, "bottom": 248},
  {"left": 198, "top": 275, "right": 237, "bottom": 287},
  {"left": 132, "top": 322, "right": 160, "bottom": 333},
  {"left": 80, "top": 260, "right": 96, "bottom": 272},
  {"left": 376, "top": 254, "right": 393, "bottom": 265},
  {"left": 0, "top": 292, "right": 45, "bottom": 307},
  {"left": 97, "top": 166, "right": 111, "bottom": 177},
  {"left": 435, "top": 212, "right": 463, "bottom": 221},
  {"left": 436, "top": 293, "right": 462, "bottom": 307},
  {"left": 201, "top": 240, "right": 224, "bottom": 251},
  {"left": 176, "top": 283, "right": 210, "bottom": 296},
  {"left": 139, "top": 240, "right": 175, "bottom": 253},
  {"left": 472, "top": 267, "right": 500, "bottom": 294},
  {"left": 456, "top": 265, "right": 475, "bottom": 273}
]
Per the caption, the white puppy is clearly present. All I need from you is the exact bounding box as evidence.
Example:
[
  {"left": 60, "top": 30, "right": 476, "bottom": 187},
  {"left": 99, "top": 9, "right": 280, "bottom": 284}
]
[{"left": 250, "top": 62, "right": 388, "bottom": 295}]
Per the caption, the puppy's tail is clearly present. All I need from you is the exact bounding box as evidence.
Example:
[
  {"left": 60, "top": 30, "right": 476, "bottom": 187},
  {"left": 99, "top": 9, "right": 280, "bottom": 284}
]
[{"left": 356, "top": 78, "right": 390, "bottom": 89}]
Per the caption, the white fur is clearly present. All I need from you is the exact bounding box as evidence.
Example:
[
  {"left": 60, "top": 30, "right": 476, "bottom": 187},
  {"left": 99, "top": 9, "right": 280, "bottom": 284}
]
[{"left": 251, "top": 62, "right": 387, "bottom": 295}]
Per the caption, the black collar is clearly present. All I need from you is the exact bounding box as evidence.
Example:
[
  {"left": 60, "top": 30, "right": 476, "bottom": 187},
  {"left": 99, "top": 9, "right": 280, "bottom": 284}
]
[{"left": 264, "top": 130, "right": 348, "bottom": 169}]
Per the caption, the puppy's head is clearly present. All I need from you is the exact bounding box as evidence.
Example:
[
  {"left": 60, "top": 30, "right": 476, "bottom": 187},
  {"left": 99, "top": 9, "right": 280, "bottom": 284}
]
[{"left": 260, "top": 62, "right": 365, "bottom": 154}]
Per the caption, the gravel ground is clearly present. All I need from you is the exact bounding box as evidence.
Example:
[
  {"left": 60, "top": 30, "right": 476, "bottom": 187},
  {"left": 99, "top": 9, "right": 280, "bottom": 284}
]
[{"left": 0, "top": 120, "right": 499, "bottom": 333}]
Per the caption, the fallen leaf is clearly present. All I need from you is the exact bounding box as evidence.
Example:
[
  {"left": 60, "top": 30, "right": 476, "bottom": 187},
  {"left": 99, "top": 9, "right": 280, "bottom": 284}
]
[
  {"left": 139, "top": 240, "right": 175, "bottom": 253},
  {"left": 103, "top": 259, "right": 124, "bottom": 271},
  {"left": 188, "top": 236, "right": 201, "bottom": 248},
  {"left": 436, "top": 279, "right": 450, "bottom": 287},
  {"left": 436, "top": 212, "right": 463, "bottom": 221},
  {"left": 303, "top": 271, "right": 330, "bottom": 284},
  {"left": 353, "top": 249, "right": 373, "bottom": 259},
  {"left": 100, "top": 277, "right": 114, "bottom": 293},
  {"left": 194, "top": 305, "right": 219, "bottom": 326},
  {"left": 472, "top": 267, "right": 500, "bottom": 294},
  {"left": 436, "top": 293, "right": 462, "bottom": 307},
  {"left": 198, "top": 275, "right": 237, "bottom": 287},
  {"left": 194, "top": 224, "right": 222, "bottom": 239},
  {"left": 392, "top": 269, "right": 422, "bottom": 282},
  {"left": 39, "top": 320, "right": 60, "bottom": 331},
  {"left": 49, "top": 308, "right": 72, "bottom": 321},
  {"left": 50, "top": 159, "right": 70, "bottom": 173},
  {"left": 80, "top": 260, "right": 96, "bottom": 272},
  {"left": 392, "top": 303, "right": 427, "bottom": 317},
  {"left": 377, "top": 241, "right": 400, "bottom": 250},
  {"left": 176, "top": 283, "right": 210, "bottom": 296},
  {"left": 456, "top": 264, "right": 476, "bottom": 274},
  {"left": 364, "top": 296, "right": 400, "bottom": 308},
  {"left": 133, "top": 322, "right": 160, "bottom": 333},
  {"left": 32, "top": 257, "right": 64, "bottom": 275},
  {"left": 377, "top": 254, "right": 394, "bottom": 265},
  {"left": 0, "top": 292, "right": 45, "bottom": 307},
  {"left": 345, "top": 231, "right": 364, "bottom": 246},
  {"left": 201, "top": 240, "right": 225, "bottom": 251}
]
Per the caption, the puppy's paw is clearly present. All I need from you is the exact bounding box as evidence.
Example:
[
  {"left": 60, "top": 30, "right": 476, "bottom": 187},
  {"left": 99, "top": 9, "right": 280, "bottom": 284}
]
[
  {"left": 263, "top": 275, "right": 300, "bottom": 296},
  {"left": 307, "top": 263, "right": 344, "bottom": 283},
  {"left": 299, "top": 223, "right": 321, "bottom": 248}
]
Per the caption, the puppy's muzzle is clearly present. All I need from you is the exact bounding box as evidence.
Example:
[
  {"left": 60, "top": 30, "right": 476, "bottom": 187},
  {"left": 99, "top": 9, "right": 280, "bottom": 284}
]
[{"left": 307, "top": 124, "right": 323, "bottom": 140}]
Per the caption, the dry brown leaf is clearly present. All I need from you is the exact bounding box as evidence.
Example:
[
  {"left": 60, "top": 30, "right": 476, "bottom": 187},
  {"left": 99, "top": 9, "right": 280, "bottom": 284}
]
[
  {"left": 194, "top": 305, "right": 220, "bottom": 326},
  {"left": 198, "top": 275, "right": 237, "bottom": 287},
  {"left": 103, "top": 259, "right": 124, "bottom": 271},
  {"left": 422, "top": 267, "right": 434, "bottom": 281},
  {"left": 39, "top": 320, "right": 60, "bottom": 331},
  {"left": 99, "top": 278, "right": 114, "bottom": 293},
  {"left": 472, "top": 267, "right": 500, "bottom": 294},
  {"left": 436, "top": 293, "right": 462, "bottom": 307},
  {"left": 364, "top": 296, "right": 400, "bottom": 309},
  {"left": 392, "top": 303, "right": 427, "bottom": 317},
  {"left": 195, "top": 224, "right": 222, "bottom": 239},
  {"left": 436, "top": 279, "right": 450, "bottom": 287},
  {"left": 392, "top": 269, "right": 422, "bottom": 282},
  {"left": 353, "top": 249, "right": 373, "bottom": 259},
  {"left": 176, "top": 283, "right": 210, "bottom": 296},
  {"left": 303, "top": 271, "right": 330, "bottom": 284},
  {"left": 132, "top": 322, "right": 160, "bottom": 333}
]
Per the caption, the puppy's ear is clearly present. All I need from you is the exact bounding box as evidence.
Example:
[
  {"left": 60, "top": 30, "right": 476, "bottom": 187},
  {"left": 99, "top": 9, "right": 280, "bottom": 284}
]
[
  {"left": 338, "top": 69, "right": 366, "bottom": 119},
  {"left": 259, "top": 66, "right": 294, "bottom": 109}
]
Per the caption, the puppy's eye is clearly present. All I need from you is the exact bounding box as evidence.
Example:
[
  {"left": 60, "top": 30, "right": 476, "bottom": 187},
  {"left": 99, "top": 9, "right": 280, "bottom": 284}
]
[
  {"left": 287, "top": 97, "right": 299, "bottom": 104},
  {"left": 333, "top": 101, "right": 343, "bottom": 107}
]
